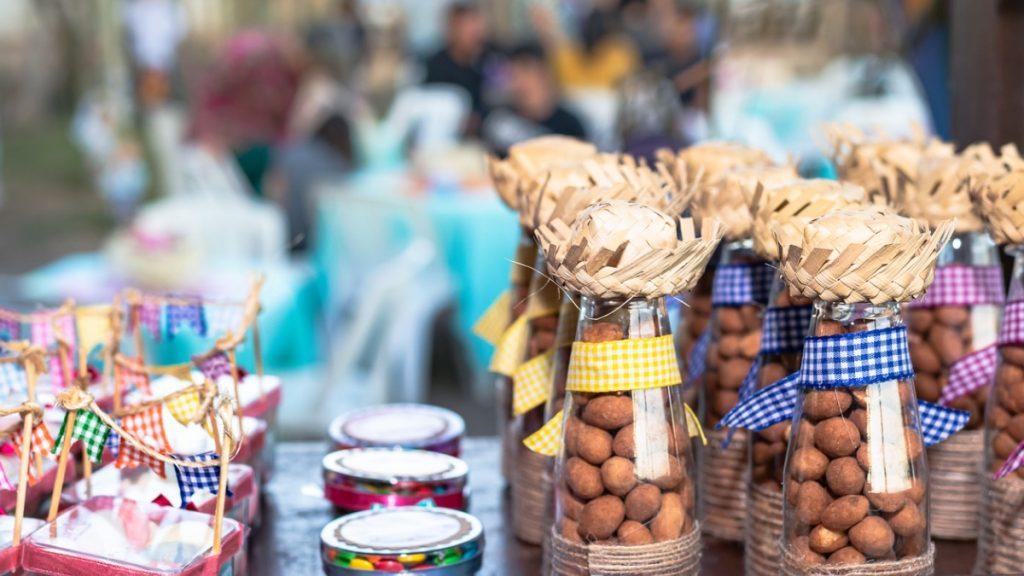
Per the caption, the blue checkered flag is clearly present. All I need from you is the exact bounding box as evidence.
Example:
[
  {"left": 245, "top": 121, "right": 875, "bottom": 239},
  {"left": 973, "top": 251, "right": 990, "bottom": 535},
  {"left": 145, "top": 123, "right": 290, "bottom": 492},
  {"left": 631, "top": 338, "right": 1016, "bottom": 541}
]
[
  {"left": 173, "top": 452, "right": 232, "bottom": 507},
  {"left": 105, "top": 424, "right": 121, "bottom": 458},
  {"left": 0, "top": 362, "right": 28, "bottom": 398},
  {"left": 917, "top": 401, "right": 969, "bottom": 446}
]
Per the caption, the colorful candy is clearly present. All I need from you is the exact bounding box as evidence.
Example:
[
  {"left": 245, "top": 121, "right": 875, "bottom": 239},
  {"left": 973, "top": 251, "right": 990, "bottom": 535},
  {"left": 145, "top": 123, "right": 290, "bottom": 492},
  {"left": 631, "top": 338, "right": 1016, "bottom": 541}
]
[{"left": 323, "top": 449, "right": 468, "bottom": 512}]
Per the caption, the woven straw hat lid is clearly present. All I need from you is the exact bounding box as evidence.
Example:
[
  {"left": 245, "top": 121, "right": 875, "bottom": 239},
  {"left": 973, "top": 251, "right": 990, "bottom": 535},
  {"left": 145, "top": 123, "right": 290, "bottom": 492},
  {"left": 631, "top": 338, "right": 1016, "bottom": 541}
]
[
  {"left": 519, "top": 155, "right": 697, "bottom": 230},
  {"left": 824, "top": 123, "right": 950, "bottom": 209},
  {"left": 752, "top": 179, "right": 867, "bottom": 261},
  {"left": 536, "top": 200, "right": 722, "bottom": 299},
  {"left": 776, "top": 207, "right": 952, "bottom": 304},
  {"left": 975, "top": 144, "right": 1024, "bottom": 245},
  {"left": 692, "top": 164, "right": 798, "bottom": 242},
  {"left": 904, "top": 143, "right": 1000, "bottom": 232},
  {"left": 487, "top": 136, "right": 599, "bottom": 210},
  {"left": 673, "top": 141, "right": 773, "bottom": 180}
]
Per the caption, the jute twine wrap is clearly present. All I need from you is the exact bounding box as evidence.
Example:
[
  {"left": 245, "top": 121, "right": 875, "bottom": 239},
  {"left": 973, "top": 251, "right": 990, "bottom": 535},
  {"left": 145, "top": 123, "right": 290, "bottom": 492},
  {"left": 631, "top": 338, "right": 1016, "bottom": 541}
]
[
  {"left": 976, "top": 474, "right": 1024, "bottom": 574},
  {"left": 927, "top": 428, "right": 982, "bottom": 540},
  {"left": 775, "top": 207, "right": 953, "bottom": 304},
  {"left": 780, "top": 543, "right": 935, "bottom": 576},
  {"left": 691, "top": 165, "right": 798, "bottom": 241},
  {"left": 487, "top": 136, "right": 599, "bottom": 210},
  {"left": 973, "top": 144, "right": 1024, "bottom": 245},
  {"left": 520, "top": 156, "right": 698, "bottom": 230},
  {"left": 700, "top": 428, "right": 748, "bottom": 541},
  {"left": 823, "top": 123, "right": 948, "bottom": 209},
  {"left": 751, "top": 179, "right": 867, "bottom": 261},
  {"left": 746, "top": 482, "right": 784, "bottom": 576},
  {"left": 549, "top": 524, "right": 702, "bottom": 576},
  {"left": 511, "top": 447, "right": 551, "bottom": 545},
  {"left": 536, "top": 201, "right": 722, "bottom": 299}
]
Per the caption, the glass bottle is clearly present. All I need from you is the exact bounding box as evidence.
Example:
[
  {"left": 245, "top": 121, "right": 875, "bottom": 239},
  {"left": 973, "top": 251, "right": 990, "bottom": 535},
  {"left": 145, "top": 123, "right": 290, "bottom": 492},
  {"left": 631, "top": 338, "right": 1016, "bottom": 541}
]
[
  {"left": 976, "top": 246, "right": 1024, "bottom": 574},
  {"left": 675, "top": 268, "right": 715, "bottom": 407},
  {"left": 781, "top": 301, "right": 930, "bottom": 570},
  {"left": 553, "top": 297, "right": 697, "bottom": 548}
]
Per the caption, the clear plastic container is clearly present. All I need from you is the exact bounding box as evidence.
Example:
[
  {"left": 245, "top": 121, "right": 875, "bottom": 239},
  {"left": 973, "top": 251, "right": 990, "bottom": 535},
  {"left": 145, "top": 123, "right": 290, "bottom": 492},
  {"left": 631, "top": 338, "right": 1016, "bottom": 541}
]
[
  {"left": 781, "top": 301, "right": 930, "bottom": 571},
  {"left": 22, "top": 496, "right": 243, "bottom": 575},
  {"left": 553, "top": 297, "right": 697, "bottom": 547}
]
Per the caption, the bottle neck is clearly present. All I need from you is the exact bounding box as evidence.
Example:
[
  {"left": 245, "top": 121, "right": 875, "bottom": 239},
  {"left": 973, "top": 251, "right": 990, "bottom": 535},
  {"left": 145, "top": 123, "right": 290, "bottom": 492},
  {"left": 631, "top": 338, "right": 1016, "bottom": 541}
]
[
  {"left": 935, "top": 230, "right": 1000, "bottom": 267},
  {"left": 1009, "top": 246, "right": 1024, "bottom": 302},
  {"left": 811, "top": 300, "right": 903, "bottom": 334},
  {"left": 577, "top": 296, "right": 671, "bottom": 340},
  {"left": 718, "top": 238, "right": 760, "bottom": 266}
]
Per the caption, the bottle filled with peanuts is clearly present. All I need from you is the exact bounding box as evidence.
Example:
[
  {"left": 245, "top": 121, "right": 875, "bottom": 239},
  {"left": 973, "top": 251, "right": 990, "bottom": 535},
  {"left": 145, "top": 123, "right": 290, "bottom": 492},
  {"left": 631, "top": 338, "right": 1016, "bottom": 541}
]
[
  {"left": 552, "top": 296, "right": 700, "bottom": 571},
  {"left": 780, "top": 301, "right": 932, "bottom": 574}
]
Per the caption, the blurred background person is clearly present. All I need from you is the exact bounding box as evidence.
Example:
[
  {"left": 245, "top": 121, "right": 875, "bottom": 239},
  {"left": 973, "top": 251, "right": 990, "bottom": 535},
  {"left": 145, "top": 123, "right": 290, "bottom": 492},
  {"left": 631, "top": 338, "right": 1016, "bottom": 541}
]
[
  {"left": 534, "top": 1, "right": 639, "bottom": 92},
  {"left": 423, "top": 2, "right": 492, "bottom": 136},
  {"left": 481, "top": 44, "right": 586, "bottom": 154}
]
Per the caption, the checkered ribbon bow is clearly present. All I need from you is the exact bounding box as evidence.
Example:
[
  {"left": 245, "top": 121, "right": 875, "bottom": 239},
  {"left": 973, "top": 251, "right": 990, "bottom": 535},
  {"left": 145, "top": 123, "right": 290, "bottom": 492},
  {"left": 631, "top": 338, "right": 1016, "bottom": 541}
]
[
  {"left": 711, "top": 263, "right": 775, "bottom": 308},
  {"left": 512, "top": 349, "right": 555, "bottom": 416},
  {"left": 53, "top": 409, "right": 110, "bottom": 464},
  {"left": 719, "top": 326, "right": 969, "bottom": 447},
  {"left": 173, "top": 452, "right": 231, "bottom": 507},
  {"left": 908, "top": 264, "right": 1004, "bottom": 308},
  {"left": 992, "top": 300, "right": 1024, "bottom": 479}
]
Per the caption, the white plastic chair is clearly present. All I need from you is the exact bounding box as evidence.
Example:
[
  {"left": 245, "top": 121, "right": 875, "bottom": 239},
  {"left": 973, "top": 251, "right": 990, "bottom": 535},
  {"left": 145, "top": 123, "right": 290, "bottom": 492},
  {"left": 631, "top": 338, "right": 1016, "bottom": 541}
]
[{"left": 317, "top": 192, "right": 455, "bottom": 428}]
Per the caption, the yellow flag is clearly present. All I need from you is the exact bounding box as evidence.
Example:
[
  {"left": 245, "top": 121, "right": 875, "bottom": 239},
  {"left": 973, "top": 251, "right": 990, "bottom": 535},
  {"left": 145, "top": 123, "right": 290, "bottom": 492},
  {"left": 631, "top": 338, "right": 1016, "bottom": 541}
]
[{"left": 75, "top": 305, "right": 112, "bottom": 358}]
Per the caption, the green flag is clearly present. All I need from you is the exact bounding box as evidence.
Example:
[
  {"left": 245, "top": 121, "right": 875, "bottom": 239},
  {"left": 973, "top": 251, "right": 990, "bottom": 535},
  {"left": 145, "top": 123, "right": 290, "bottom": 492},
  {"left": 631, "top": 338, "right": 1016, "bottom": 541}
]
[{"left": 53, "top": 409, "right": 110, "bottom": 464}]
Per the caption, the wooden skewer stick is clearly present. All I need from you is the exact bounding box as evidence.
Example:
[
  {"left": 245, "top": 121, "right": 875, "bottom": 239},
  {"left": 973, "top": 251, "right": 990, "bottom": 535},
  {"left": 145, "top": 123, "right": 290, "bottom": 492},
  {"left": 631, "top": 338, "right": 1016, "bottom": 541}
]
[
  {"left": 13, "top": 357, "right": 39, "bottom": 547},
  {"left": 47, "top": 409, "right": 76, "bottom": 528},
  {"left": 252, "top": 316, "right": 265, "bottom": 396}
]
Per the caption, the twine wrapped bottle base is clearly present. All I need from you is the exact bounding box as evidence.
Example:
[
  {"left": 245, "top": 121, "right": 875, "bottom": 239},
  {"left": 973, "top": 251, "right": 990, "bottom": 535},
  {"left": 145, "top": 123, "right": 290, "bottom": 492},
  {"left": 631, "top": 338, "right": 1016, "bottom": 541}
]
[
  {"left": 501, "top": 421, "right": 516, "bottom": 483},
  {"left": 927, "top": 429, "right": 983, "bottom": 540},
  {"left": 976, "top": 474, "right": 1024, "bottom": 574},
  {"left": 780, "top": 543, "right": 935, "bottom": 576},
  {"left": 511, "top": 448, "right": 551, "bottom": 545},
  {"left": 549, "top": 523, "right": 702, "bottom": 575},
  {"left": 700, "top": 428, "right": 748, "bottom": 542},
  {"left": 746, "top": 481, "right": 784, "bottom": 576}
]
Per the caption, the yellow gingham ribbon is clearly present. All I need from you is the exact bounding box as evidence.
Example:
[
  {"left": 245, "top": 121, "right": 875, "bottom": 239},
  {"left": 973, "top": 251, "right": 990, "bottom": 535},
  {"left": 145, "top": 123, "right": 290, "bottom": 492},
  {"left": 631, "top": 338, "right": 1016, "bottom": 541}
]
[
  {"left": 523, "top": 409, "right": 564, "bottom": 456},
  {"left": 524, "top": 404, "right": 705, "bottom": 457},
  {"left": 566, "top": 334, "right": 681, "bottom": 393},
  {"left": 166, "top": 389, "right": 202, "bottom": 426},
  {"left": 512, "top": 349, "right": 555, "bottom": 416},
  {"left": 488, "top": 314, "right": 529, "bottom": 377},
  {"left": 472, "top": 291, "right": 511, "bottom": 346}
]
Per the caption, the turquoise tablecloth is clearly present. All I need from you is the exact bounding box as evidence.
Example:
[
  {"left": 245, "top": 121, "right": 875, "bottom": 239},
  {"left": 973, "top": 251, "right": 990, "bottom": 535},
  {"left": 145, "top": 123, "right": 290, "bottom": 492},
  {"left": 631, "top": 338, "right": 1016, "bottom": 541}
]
[
  {"left": 15, "top": 252, "right": 321, "bottom": 373},
  {"left": 314, "top": 171, "right": 519, "bottom": 371}
]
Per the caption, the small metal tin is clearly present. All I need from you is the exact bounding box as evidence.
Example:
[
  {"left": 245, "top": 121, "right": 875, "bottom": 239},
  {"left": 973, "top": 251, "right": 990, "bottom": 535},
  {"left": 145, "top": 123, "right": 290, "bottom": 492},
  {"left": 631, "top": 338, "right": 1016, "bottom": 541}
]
[
  {"left": 322, "top": 448, "right": 469, "bottom": 511},
  {"left": 328, "top": 404, "right": 465, "bottom": 456},
  {"left": 320, "top": 506, "right": 484, "bottom": 575}
]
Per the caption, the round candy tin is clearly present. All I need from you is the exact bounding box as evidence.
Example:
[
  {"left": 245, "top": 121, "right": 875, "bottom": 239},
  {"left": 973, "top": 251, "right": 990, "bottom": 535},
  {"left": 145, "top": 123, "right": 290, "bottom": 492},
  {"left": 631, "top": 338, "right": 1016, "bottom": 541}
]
[
  {"left": 321, "top": 506, "right": 484, "bottom": 575},
  {"left": 323, "top": 449, "right": 469, "bottom": 511},
  {"left": 328, "top": 404, "right": 465, "bottom": 456}
]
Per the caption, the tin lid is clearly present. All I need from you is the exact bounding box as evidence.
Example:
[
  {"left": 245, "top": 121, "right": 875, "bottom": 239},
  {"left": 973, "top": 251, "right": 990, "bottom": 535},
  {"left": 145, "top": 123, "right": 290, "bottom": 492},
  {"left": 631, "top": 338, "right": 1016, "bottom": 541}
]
[
  {"left": 323, "top": 449, "right": 468, "bottom": 484},
  {"left": 321, "top": 507, "right": 482, "bottom": 556},
  {"left": 328, "top": 404, "right": 465, "bottom": 450}
]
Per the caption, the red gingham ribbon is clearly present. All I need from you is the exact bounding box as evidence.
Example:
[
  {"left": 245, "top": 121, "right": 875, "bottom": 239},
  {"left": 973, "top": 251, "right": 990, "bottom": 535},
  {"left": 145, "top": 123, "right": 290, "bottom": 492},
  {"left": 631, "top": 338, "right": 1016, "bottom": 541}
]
[
  {"left": 939, "top": 345, "right": 998, "bottom": 405},
  {"left": 909, "top": 265, "right": 1004, "bottom": 308},
  {"left": 115, "top": 406, "right": 171, "bottom": 478}
]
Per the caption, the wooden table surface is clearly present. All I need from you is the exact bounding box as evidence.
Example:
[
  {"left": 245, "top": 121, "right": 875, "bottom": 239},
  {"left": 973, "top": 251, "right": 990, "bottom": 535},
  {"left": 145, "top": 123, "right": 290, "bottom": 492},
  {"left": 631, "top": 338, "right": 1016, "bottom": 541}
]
[{"left": 251, "top": 438, "right": 977, "bottom": 575}]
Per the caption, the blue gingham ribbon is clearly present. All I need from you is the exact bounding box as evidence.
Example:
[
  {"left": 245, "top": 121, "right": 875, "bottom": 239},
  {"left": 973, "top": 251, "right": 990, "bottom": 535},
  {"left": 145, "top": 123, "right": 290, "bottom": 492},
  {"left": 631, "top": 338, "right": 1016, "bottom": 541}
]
[
  {"left": 173, "top": 451, "right": 232, "bottom": 507},
  {"left": 719, "top": 326, "right": 968, "bottom": 446},
  {"left": 684, "top": 328, "right": 711, "bottom": 390},
  {"left": 737, "top": 305, "right": 814, "bottom": 402},
  {"left": 711, "top": 264, "right": 775, "bottom": 307}
]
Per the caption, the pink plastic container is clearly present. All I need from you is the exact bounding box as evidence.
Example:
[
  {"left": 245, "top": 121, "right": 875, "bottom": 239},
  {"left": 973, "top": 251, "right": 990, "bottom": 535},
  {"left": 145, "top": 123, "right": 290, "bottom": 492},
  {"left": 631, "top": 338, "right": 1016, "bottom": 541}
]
[
  {"left": 0, "top": 515, "right": 44, "bottom": 575},
  {"left": 22, "top": 496, "right": 243, "bottom": 576},
  {"left": 0, "top": 451, "right": 76, "bottom": 517}
]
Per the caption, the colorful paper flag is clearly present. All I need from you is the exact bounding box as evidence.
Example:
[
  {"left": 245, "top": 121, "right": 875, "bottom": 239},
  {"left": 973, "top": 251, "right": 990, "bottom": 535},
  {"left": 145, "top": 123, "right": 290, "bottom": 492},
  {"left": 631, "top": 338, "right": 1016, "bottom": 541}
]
[
  {"left": 116, "top": 360, "right": 150, "bottom": 396},
  {"left": 137, "top": 302, "right": 163, "bottom": 341},
  {"left": 116, "top": 406, "right": 171, "bottom": 477},
  {"left": 0, "top": 362, "right": 27, "bottom": 398},
  {"left": 75, "top": 305, "right": 112, "bottom": 359},
  {"left": 53, "top": 410, "right": 110, "bottom": 464},
  {"left": 14, "top": 422, "right": 54, "bottom": 484},
  {"left": 0, "top": 459, "right": 13, "bottom": 491},
  {"left": 0, "top": 316, "right": 19, "bottom": 340},
  {"left": 172, "top": 452, "right": 231, "bottom": 507},
  {"left": 166, "top": 390, "right": 203, "bottom": 426},
  {"left": 165, "top": 302, "right": 206, "bottom": 339},
  {"left": 195, "top": 352, "right": 232, "bottom": 382}
]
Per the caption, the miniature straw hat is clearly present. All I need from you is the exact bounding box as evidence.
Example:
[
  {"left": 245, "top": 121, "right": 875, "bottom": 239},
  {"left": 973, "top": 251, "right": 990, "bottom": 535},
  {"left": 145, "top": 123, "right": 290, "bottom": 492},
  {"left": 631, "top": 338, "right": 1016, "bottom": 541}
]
[
  {"left": 751, "top": 179, "right": 867, "bottom": 261},
  {"left": 824, "top": 123, "right": 950, "bottom": 209},
  {"left": 668, "top": 141, "right": 774, "bottom": 180},
  {"left": 974, "top": 144, "right": 1024, "bottom": 245},
  {"left": 536, "top": 200, "right": 723, "bottom": 299},
  {"left": 692, "top": 164, "right": 798, "bottom": 242},
  {"left": 775, "top": 207, "right": 953, "bottom": 304},
  {"left": 903, "top": 143, "right": 1003, "bottom": 232},
  {"left": 487, "top": 136, "right": 599, "bottom": 210},
  {"left": 519, "top": 155, "right": 698, "bottom": 230}
]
